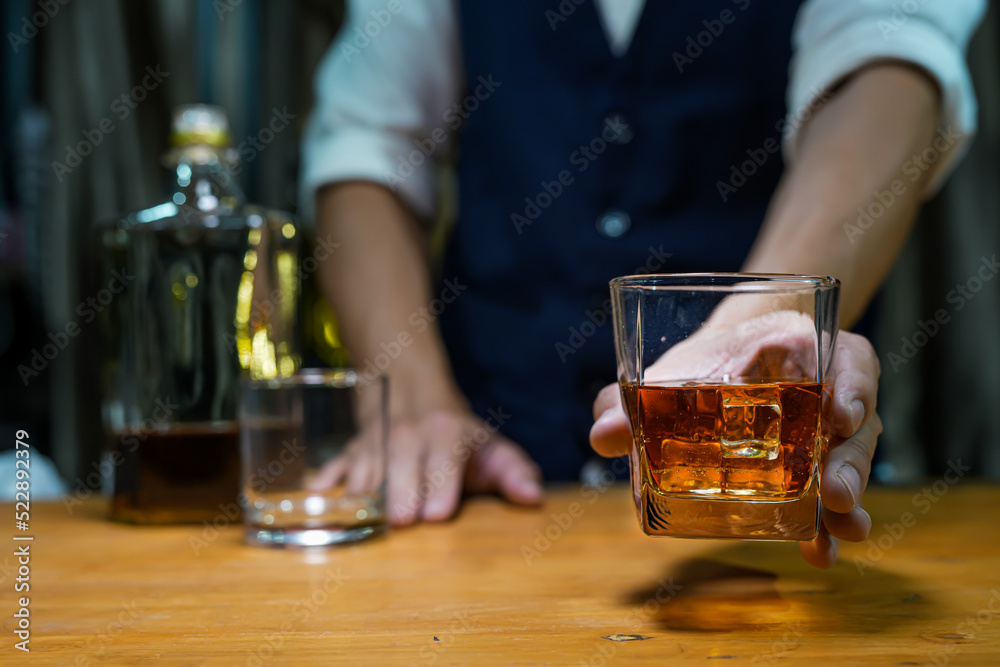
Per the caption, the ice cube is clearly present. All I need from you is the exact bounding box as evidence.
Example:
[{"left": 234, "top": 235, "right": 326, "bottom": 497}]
[{"left": 720, "top": 385, "right": 781, "bottom": 459}]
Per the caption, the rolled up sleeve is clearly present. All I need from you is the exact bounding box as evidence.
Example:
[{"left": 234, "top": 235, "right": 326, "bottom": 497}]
[
  {"left": 786, "top": 0, "right": 987, "bottom": 193},
  {"left": 300, "top": 0, "right": 460, "bottom": 221}
]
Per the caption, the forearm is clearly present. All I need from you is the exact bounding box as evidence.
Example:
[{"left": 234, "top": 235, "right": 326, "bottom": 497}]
[
  {"left": 315, "top": 181, "right": 465, "bottom": 417},
  {"left": 743, "top": 63, "right": 943, "bottom": 327}
]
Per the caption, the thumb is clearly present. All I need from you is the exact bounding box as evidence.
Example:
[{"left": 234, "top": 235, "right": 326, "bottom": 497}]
[
  {"left": 466, "top": 437, "right": 544, "bottom": 506},
  {"left": 590, "top": 405, "right": 631, "bottom": 458},
  {"left": 590, "top": 383, "right": 631, "bottom": 457}
]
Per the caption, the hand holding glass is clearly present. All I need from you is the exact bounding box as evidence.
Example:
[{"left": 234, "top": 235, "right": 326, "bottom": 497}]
[{"left": 611, "top": 274, "right": 839, "bottom": 541}]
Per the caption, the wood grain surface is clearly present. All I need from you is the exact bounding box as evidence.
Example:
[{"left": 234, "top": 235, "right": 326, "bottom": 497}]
[{"left": 2, "top": 483, "right": 999, "bottom": 665}]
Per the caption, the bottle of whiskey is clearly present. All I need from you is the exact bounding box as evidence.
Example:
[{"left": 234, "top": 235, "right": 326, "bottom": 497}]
[{"left": 97, "top": 105, "right": 300, "bottom": 523}]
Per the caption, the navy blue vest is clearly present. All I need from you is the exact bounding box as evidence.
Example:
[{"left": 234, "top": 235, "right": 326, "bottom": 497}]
[{"left": 440, "top": 0, "right": 803, "bottom": 480}]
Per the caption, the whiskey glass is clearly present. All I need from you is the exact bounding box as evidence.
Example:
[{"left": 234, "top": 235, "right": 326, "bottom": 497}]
[
  {"left": 239, "top": 369, "right": 387, "bottom": 547},
  {"left": 610, "top": 274, "right": 839, "bottom": 540}
]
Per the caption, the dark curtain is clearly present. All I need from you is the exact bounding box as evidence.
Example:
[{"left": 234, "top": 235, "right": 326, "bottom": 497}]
[{"left": 874, "top": 3, "right": 1000, "bottom": 482}]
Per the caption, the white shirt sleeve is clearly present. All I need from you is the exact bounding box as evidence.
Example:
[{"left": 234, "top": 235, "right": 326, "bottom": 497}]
[
  {"left": 299, "top": 0, "right": 460, "bottom": 221},
  {"left": 786, "top": 0, "right": 987, "bottom": 194}
]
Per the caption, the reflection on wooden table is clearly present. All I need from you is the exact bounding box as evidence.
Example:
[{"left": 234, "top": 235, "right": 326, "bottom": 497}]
[{"left": 5, "top": 484, "right": 1000, "bottom": 664}]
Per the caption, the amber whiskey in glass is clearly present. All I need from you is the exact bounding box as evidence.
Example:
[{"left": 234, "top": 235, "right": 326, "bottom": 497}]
[{"left": 621, "top": 380, "right": 831, "bottom": 540}]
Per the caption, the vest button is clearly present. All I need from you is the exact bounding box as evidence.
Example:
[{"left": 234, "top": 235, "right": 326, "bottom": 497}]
[
  {"left": 604, "top": 113, "right": 634, "bottom": 145},
  {"left": 597, "top": 210, "right": 631, "bottom": 238}
]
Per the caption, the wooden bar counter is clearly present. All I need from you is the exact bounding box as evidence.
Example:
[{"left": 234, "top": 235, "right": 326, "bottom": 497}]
[{"left": 3, "top": 484, "right": 1000, "bottom": 664}]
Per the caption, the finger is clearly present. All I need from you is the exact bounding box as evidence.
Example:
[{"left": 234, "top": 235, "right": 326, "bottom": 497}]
[
  {"left": 798, "top": 523, "right": 838, "bottom": 569},
  {"left": 418, "top": 414, "right": 467, "bottom": 522},
  {"left": 821, "top": 505, "right": 872, "bottom": 543},
  {"left": 590, "top": 407, "right": 631, "bottom": 458},
  {"left": 821, "top": 412, "right": 882, "bottom": 514},
  {"left": 467, "top": 436, "right": 543, "bottom": 505},
  {"left": 345, "top": 441, "right": 377, "bottom": 496},
  {"left": 305, "top": 449, "right": 352, "bottom": 492},
  {"left": 831, "top": 332, "right": 880, "bottom": 438},
  {"left": 592, "top": 383, "right": 621, "bottom": 421},
  {"left": 590, "top": 383, "right": 632, "bottom": 458},
  {"left": 339, "top": 428, "right": 382, "bottom": 496},
  {"left": 385, "top": 424, "right": 425, "bottom": 527}
]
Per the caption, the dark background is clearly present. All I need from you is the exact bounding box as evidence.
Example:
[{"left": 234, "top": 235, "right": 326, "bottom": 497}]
[{"left": 0, "top": 0, "right": 998, "bottom": 490}]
